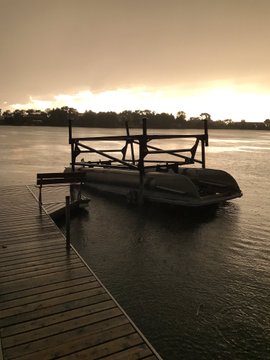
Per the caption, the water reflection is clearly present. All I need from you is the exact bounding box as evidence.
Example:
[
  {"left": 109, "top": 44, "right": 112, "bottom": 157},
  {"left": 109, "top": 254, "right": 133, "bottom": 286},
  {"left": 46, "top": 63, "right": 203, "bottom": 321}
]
[
  {"left": 1, "top": 126, "right": 270, "bottom": 359},
  {"left": 64, "top": 189, "right": 269, "bottom": 359},
  {"left": 62, "top": 191, "right": 267, "bottom": 360}
]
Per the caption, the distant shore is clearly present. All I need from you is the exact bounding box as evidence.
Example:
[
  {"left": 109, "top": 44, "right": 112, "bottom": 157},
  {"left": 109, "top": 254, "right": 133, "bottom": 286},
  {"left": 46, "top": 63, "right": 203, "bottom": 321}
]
[{"left": 0, "top": 107, "right": 269, "bottom": 130}]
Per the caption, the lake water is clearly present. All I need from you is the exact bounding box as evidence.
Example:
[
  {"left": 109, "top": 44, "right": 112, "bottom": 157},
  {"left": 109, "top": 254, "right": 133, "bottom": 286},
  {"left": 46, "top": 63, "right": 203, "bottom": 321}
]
[{"left": 0, "top": 126, "right": 269, "bottom": 359}]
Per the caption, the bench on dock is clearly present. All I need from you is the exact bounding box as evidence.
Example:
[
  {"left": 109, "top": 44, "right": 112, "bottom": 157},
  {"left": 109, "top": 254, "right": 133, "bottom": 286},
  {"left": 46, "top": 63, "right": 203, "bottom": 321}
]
[
  {"left": 36, "top": 171, "right": 87, "bottom": 204},
  {"left": 37, "top": 172, "right": 87, "bottom": 185}
]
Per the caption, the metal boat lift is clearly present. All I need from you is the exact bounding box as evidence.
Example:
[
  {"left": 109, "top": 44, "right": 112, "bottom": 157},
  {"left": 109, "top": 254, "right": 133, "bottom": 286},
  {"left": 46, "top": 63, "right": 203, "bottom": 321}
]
[
  {"left": 66, "top": 119, "right": 242, "bottom": 207},
  {"left": 67, "top": 118, "right": 210, "bottom": 205},
  {"left": 68, "top": 118, "right": 209, "bottom": 174}
]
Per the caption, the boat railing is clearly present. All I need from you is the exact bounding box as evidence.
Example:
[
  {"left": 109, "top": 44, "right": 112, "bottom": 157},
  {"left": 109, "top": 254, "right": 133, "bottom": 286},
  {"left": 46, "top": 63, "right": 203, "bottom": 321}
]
[{"left": 68, "top": 118, "right": 209, "bottom": 175}]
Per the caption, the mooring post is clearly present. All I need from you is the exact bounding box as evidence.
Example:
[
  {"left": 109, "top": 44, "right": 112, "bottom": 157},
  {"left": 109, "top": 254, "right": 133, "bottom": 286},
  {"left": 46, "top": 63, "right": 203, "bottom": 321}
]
[
  {"left": 68, "top": 118, "right": 75, "bottom": 172},
  {"left": 201, "top": 119, "right": 208, "bottom": 168},
  {"left": 65, "top": 196, "right": 71, "bottom": 251},
  {"left": 138, "top": 118, "right": 147, "bottom": 205},
  {"left": 38, "top": 183, "right": 42, "bottom": 205},
  {"left": 201, "top": 139, "right": 206, "bottom": 168}
]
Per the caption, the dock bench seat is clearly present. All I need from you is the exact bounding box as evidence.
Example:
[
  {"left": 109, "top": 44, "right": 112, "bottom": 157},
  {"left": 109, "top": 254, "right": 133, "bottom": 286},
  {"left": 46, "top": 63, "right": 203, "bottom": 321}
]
[
  {"left": 36, "top": 172, "right": 87, "bottom": 204},
  {"left": 37, "top": 172, "right": 87, "bottom": 185}
]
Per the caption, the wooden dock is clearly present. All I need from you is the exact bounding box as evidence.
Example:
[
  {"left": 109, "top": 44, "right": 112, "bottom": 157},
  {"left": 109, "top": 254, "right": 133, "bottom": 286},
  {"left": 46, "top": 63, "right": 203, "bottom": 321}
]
[
  {"left": 0, "top": 185, "right": 162, "bottom": 360},
  {"left": 29, "top": 184, "right": 89, "bottom": 219}
]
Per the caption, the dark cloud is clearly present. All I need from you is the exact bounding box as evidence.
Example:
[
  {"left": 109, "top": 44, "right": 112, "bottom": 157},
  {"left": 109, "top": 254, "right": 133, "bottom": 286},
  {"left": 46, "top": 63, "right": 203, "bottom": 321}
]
[{"left": 1, "top": 0, "right": 270, "bottom": 105}]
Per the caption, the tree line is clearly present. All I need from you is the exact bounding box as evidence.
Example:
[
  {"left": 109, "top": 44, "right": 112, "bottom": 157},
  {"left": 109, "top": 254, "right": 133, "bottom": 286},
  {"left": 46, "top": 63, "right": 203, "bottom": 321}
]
[{"left": 0, "top": 107, "right": 269, "bottom": 130}]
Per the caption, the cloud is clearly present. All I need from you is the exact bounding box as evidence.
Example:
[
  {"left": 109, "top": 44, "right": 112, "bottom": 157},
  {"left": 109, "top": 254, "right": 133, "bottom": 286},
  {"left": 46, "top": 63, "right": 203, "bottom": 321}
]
[
  {"left": 1, "top": 0, "right": 270, "bottom": 120},
  {"left": 8, "top": 86, "right": 270, "bottom": 122}
]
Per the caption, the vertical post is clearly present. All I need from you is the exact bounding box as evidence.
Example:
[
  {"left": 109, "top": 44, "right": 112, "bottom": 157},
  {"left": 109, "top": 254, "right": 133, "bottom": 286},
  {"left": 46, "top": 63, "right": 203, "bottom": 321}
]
[
  {"left": 142, "top": 117, "right": 147, "bottom": 138},
  {"left": 201, "top": 140, "right": 206, "bottom": 168},
  {"left": 38, "top": 183, "right": 42, "bottom": 205},
  {"left": 201, "top": 119, "right": 208, "bottom": 168},
  {"left": 138, "top": 118, "right": 147, "bottom": 205},
  {"left": 69, "top": 118, "right": 75, "bottom": 172},
  {"left": 38, "top": 183, "right": 43, "bottom": 214},
  {"left": 65, "top": 196, "right": 71, "bottom": 251},
  {"left": 204, "top": 119, "right": 209, "bottom": 146}
]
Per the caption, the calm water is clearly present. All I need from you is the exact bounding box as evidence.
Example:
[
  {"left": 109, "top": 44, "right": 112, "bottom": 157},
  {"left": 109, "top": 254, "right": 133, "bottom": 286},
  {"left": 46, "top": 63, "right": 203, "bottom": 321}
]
[{"left": 0, "top": 126, "right": 270, "bottom": 359}]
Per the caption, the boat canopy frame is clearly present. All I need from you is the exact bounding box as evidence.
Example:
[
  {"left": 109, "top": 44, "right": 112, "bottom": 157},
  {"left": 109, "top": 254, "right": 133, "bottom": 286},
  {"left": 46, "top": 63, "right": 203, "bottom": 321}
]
[{"left": 68, "top": 118, "right": 209, "bottom": 176}]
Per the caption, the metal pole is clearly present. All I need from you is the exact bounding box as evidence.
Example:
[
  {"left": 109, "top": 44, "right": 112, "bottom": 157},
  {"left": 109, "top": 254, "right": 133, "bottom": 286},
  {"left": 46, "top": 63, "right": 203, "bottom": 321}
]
[
  {"left": 204, "top": 119, "right": 209, "bottom": 146},
  {"left": 69, "top": 118, "right": 75, "bottom": 172},
  {"left": 38, "top": 183, "right": 42, "bottom": 204},
  {"left": 201, "top": 140, "right": 206, "bottom": 168},
  {"left": 38, "top": 184, "right": 42, "bottom": 213},
  {"left": 138, "top": 118, "right": 147, "bottom": 205},
  {"left": 65, "top": 196, "right": 71, "bottom": 250}
]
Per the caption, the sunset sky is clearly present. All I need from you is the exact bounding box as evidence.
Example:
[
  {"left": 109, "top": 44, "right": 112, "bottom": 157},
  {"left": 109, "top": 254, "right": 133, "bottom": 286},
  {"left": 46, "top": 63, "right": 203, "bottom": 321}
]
[{"left": 1, "top": 0, "right": 270, "bottom": 121}]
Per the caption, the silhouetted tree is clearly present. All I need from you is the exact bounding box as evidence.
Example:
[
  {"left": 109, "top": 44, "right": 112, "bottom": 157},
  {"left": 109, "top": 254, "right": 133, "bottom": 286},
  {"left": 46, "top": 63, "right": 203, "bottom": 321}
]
[
  {"left": 188, "top": 117, "right": 202, "bottom": 128},
  {"left": 264, "top": 119, "right": 270, "bottom": 128},
  {"left": 224, "top": 119, "right": 233, "bottom": 126},
  {"left": 176, "top": 111, "right": 187, "bottom": 128},
  {"left": 200, "top": 113, "right": 211, "bottom": 120},
  {"left": 1, "top": 107, "right": 269, "bottom": 130},
  {"left": 46, "top": 107, "right": 78, "bottom": 126}
]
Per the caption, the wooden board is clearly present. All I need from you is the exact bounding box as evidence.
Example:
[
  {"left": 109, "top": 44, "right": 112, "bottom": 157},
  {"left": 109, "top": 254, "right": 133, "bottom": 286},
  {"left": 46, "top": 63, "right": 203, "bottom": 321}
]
[{"left": 0, "top": 185, "right": 162, "bottom": 360}]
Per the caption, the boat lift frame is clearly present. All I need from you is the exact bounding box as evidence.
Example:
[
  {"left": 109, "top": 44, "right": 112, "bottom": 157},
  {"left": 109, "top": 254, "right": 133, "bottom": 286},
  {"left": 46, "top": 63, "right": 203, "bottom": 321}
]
[
  {"left": 68, "top": 118, "right": 209, "bottom": 203},
  {"left": 68, "top": 118, "right": 209, "bottom": 174}
]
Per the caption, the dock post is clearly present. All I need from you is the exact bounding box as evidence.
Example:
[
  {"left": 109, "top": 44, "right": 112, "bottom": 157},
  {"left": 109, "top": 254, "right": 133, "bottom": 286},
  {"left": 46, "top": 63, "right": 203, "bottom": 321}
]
[
  {"left": 138, "top": 118, "right": 147, "bottom": 205},
  {"left": 38, "top": 183, "right": 42, "bottom": 205},
  {"left": 69, "top": 118, "right": 75, "bottom": 172},
  {"left": 204, "top": 119, "right": 209, "bottom": 146},
  {"left": 201, "top": 140, "right": 206, "bottom": 168},
  {"left": 65, "top": 196, "right": 71, "bottom": 251},
  {"left": 201, "top": 119, "right": 208, "bottom": 168}
]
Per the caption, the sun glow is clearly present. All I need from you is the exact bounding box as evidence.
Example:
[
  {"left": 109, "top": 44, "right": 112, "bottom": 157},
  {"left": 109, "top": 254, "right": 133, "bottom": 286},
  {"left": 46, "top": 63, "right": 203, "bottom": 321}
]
[
  {"left": 8, "top": 86, "right": 270, "bottom": 122},
  {"left": 194, "top": 86, "right": 270, "bottom": 121}
]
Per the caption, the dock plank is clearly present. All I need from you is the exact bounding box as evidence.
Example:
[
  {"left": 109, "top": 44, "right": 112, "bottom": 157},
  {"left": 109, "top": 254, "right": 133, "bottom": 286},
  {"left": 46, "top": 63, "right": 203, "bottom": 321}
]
[
  {"left": 0, "top": 280, "right": 100, "bottom": 311},
  {"left": 61, "top": 333, "right": 145, "bottom": 360},
  {"left": 0, "top": 287, "right": 107, "bottom": 326},
  {"left": 2, "top": 300, "right": 117, "bottom": 346},
  {"left": 101, "top": 345, "right": 153, "bottom": 359},
  {"left": 0, "top": 185, "right": 161, "bottom": 360},
  {"left": 7, "top": 318, "right": 132, "bottom": 360}
]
